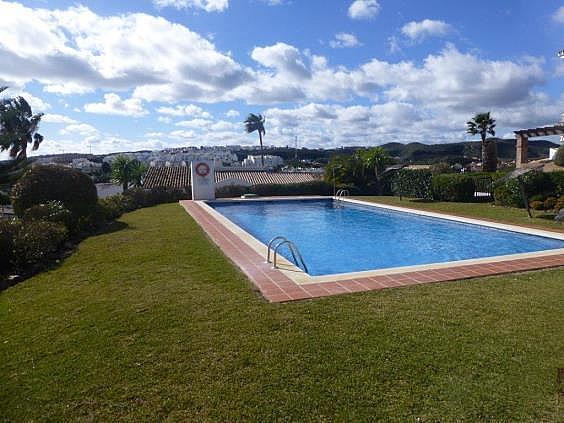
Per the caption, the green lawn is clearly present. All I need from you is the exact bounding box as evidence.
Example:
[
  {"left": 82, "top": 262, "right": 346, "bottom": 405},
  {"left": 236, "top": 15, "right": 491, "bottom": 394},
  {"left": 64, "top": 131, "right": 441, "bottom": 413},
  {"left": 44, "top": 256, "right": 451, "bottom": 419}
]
[
  {"left": 356, "top": 196, "right": 564, "bottom": 233},
  {"left": 1, "top": 203, "right": 563, "bottom": 421}
]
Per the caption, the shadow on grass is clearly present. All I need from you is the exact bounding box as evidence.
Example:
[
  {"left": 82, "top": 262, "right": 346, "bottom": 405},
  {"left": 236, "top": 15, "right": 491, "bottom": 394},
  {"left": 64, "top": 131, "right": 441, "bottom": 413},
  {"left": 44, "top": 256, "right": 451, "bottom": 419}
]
[{"left": 534, "top": 213, "right": 558, "bottom": 222}]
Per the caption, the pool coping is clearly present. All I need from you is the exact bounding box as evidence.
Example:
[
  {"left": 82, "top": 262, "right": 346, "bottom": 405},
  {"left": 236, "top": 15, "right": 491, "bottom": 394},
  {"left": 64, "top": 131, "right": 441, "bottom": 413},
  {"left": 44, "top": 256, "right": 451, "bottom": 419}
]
[{"left": 180, "top": 197, "right": 564, "bottom": 303}]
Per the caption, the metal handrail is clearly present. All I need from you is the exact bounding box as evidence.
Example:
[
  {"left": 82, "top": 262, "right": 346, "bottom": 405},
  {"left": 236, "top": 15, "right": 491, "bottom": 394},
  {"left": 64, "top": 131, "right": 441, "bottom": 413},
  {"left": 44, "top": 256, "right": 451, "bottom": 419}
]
[
  {"left": 272, "top": 240, "right": 309, "bottom": 273},
  {"left": 335, "top": 188, "right": 349, "bottom": 197},
  {"left": 266, "top": 236, "right": 297, "bottom": 264},
  {"left": 334, "top": 189, "right": 350, "bottom": 207}
]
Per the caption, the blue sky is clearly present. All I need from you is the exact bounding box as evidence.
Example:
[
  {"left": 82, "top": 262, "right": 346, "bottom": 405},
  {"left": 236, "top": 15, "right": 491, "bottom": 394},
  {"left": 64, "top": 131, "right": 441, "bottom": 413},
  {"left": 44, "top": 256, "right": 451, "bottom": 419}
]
[{"left": 0, "top": 0, "right": 563, "bottom": 157}]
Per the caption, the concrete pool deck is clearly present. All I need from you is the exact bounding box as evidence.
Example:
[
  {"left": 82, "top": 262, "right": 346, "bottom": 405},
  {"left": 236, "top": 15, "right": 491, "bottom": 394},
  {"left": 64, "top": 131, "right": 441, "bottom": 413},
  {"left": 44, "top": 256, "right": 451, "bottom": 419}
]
[{"left": 180, "top": 197, "right": 564, "bottom": 303}]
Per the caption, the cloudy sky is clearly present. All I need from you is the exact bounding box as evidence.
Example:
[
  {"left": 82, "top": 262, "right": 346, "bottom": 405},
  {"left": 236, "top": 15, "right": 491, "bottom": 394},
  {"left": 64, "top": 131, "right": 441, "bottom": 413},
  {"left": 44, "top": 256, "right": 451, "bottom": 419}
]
[{"left": 0, "top": 0, "right": 563, "bottom": 157}]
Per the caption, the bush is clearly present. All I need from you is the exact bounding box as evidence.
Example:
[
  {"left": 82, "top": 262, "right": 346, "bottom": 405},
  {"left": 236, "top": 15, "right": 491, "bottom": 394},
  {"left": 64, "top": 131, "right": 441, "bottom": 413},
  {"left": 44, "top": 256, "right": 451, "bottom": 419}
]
[
  {"left": 252, "top": 181, "right": 332, "bottom": 197},
  {"left": 0, "top": 191, "right": 10, "bottom": 205},
  {"left": 494, "top": 170, "right": 557, "bottom": 208},
  {"left": 548, "top": 171, "right": 564, "bottom": 196},
  {"left": 216, "top": 181, "right": 332, "bottom": 198},
  {"left": 0, "top": 219, "right": 68, "bottom": 272},
  {"left": 431, "top": 174, "right": 476, "bottom": 202},
  {"left": 11, "top": 165, "right": 98, "bottom": 221},
  {"left": 98, "top": 194, "right": 136, "bottom": 221},
  {"left": 216, "top": 185, "right": 250, "bottom": 198},
  {"left": 22, "top": 201, "right": 73, "bottom": 228},
  {"left": 554, "top": 146, "right": 564, "bottom": 167},
  {"left": 125, "top": 187, "right": 189, "bottom": 208},
  {"left": 392, "top": 169, "right": 432, "bottom": 200}
]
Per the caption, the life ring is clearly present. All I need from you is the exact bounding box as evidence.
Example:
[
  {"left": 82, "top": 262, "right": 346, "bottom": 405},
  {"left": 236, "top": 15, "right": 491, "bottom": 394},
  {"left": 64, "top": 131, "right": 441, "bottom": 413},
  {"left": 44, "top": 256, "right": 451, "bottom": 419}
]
[{"left": 195, "top": 162, "right": 210, "bottom": 177}]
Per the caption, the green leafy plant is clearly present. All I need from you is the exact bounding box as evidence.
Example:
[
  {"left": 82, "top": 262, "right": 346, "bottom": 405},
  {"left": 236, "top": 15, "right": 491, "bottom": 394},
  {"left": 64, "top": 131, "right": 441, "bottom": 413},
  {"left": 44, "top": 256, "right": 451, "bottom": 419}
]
[
  {"left": 431, "top": 174, "right": 476, "bottom": 202},
  {"left": 392, "top": 169, "right": 432, "bottom": 200},
  {"left": 11, "top": 165, "right": 98, "bottom": 221},
  {"left": 110, "top": 155, "right": 148, "bottom": 192},
  {"left": 553, "top": 145, "right": 564, "bottom": 167},
  {"left": 0, "top": 86, "right": 44, "bottom": 161},
  {"left": 22, "top": 201, "right": 73, "bottom": 229},
  {"left": 0, "top": 218, "right": 68, "bottom": 272}
]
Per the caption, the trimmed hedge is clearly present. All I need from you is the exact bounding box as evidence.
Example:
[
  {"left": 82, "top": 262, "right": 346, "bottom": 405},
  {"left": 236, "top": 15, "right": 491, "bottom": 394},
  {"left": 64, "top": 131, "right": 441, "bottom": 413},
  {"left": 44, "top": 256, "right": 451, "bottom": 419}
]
[
  {"left": 554, "top": 146, "right": 564, "bottom": 167},
  {"left": 216, "top": 181, "right": 332, "bottom": 198},
  {"left": 392, "top": 169, "right": 432, "bottom": 200},
  {"left": 431, "top": 174, "right": 476, "bottom": 202},
  {"left": 11, "top": 165, "right": 98, "bottom": 219},
  {"left": 97, "top": 187, "right": 190, "bottom": 222}
]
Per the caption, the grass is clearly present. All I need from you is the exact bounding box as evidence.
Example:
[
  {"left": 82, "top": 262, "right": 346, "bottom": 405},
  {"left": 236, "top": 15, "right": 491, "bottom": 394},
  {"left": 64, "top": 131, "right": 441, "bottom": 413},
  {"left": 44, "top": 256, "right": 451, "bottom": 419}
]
[
  {"left": 356, "top": 196, "right": 564, "bottom": 233},
  {"left": 1, "top": 203, "right": 563, "bottom": 421}
]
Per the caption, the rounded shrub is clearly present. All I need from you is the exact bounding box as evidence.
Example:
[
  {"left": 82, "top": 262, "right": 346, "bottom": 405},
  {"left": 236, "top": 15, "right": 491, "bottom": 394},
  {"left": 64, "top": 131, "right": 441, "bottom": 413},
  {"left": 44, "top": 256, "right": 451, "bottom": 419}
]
[
  {"left": 554, "top": 145, "right": 564, "bottom": 167},
  {"left": 11, "top": 165, "right": 98, "bottom": 220},
  {"left": 431, "top": 174, "right": 476, "bottom": 202}
]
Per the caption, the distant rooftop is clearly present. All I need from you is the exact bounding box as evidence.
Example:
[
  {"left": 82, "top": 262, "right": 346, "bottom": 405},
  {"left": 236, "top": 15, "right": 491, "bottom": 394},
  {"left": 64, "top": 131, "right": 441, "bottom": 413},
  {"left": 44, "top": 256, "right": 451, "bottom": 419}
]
[{"left": 144, "top": 167, "right": 323, "bottom": 189}]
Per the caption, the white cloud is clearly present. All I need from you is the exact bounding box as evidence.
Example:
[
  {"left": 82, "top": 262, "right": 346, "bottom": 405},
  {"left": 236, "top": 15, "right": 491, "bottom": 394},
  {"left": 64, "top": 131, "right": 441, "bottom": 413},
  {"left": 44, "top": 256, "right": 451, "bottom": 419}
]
[
  {"left": 84, "top": 93, "right": 148, "bottom": 117},
  {"left": 0, "top": 1, "right": 250, "bottom": 101},
  {"left": 329, "top": 33, "right": 362, "bottom": 49},
  {"left": 226, "top": 109, "right": 240, "bottom": 117},
  {"left": 156, "top": 104, "right": 211, "bottom": 118},
  {"left": 42, "top": 113, "right": 79, "bottom": 124},
  {"left": 0, "top": 87, "right": 51, "bottom": 111},
  {"left": 60, "top": 123, "right": 99, "bottom": 138},
  {"left": 153, "top": 0, "right": 228, "bottom": 12},
  {"left": 401, "top": 19, "right": 452, "bottom": 41},
  {"left": 251, "top": 43, "right": 311, "bottom": 79},
  {"left": 553, "top": 6, "right": 564, "bottom": 23},
  {"left": 175, "top": 118, "right": 213, "bottom": 128},
  {"left": 348, "top": 0, "right": 380, "bottom": 20}
]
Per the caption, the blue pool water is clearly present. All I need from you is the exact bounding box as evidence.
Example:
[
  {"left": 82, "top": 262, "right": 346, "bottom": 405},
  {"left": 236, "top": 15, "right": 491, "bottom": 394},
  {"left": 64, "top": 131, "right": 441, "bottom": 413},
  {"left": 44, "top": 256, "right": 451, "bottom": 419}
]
[{"left": 210, "top": 199, "right": 564, "bottom": 276}]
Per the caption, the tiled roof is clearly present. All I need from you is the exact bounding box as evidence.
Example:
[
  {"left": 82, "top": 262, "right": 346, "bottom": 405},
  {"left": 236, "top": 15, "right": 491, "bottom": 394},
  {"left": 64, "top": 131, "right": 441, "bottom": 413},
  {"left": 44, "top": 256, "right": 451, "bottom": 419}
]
[{"left": 144, "top": 166, "right": 322, "bottom": 189}]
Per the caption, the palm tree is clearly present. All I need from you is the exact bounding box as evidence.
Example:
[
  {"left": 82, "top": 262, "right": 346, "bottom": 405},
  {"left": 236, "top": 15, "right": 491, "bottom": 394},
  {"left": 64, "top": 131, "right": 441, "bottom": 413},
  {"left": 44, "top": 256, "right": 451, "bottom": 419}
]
[
  {"left": 111, "top": 155, "right": 147, "bottom": 192},
  {"left": 466, "top": 112, "right": 497, "bottom": 172},
  {"left": 130, "top": 160, "right": 148, "bottom": 188},
  {"left": 244, "top": 113, "right": 266, "bottom": 167},
  {"left": 0, "top": 86, "right": 44, "bottom": 161},
  {"left": 357, "top": 147, "right": 391, "bottom": 178}
]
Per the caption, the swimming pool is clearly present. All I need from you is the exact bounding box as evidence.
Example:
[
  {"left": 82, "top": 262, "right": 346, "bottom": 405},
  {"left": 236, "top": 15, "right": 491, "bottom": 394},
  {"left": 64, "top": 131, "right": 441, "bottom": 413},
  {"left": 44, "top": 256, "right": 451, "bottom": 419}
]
[{"left": 209, "top": 198, "right": 564, "bottom": 276}]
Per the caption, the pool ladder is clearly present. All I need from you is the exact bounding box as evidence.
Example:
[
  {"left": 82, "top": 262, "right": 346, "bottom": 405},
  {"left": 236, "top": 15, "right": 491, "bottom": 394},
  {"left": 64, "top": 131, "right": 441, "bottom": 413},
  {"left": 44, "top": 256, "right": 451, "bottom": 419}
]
[
  {"left": 266, "top": 236, "right": 309, "bottom": 273},
  {"left": 334, "top": 189, "right": 350, "bottom": 207}
]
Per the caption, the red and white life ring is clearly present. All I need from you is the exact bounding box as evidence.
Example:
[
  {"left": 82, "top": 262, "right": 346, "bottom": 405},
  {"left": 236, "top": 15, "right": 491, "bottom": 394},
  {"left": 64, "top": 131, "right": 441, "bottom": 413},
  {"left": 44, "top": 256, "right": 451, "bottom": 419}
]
[{"left": 195, "top": 162, "right": 210, "bottom": 177}]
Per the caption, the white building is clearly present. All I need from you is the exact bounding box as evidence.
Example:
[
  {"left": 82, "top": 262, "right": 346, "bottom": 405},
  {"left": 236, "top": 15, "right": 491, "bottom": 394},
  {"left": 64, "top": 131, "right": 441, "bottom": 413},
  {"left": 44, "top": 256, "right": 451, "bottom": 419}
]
[
  {"left": 241, "top": 155, "right": 284, "bottom": 170},
  {"left": 70, "top": 158, "right": 102, "bottom": 172}
]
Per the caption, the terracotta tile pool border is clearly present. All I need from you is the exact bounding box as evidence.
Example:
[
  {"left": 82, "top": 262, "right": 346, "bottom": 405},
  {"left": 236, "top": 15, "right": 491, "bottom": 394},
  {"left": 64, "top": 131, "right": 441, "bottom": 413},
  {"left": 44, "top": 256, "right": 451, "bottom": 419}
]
[{"left": 180, "top": 199, "right": 564, "bottom": 303}]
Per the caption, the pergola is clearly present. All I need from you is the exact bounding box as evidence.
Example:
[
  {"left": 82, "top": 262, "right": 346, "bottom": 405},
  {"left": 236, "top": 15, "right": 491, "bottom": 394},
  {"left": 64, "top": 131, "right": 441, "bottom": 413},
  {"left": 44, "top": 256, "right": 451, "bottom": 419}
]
[{"left": 514, "top": 122, "right": 564, "bottom": 168}]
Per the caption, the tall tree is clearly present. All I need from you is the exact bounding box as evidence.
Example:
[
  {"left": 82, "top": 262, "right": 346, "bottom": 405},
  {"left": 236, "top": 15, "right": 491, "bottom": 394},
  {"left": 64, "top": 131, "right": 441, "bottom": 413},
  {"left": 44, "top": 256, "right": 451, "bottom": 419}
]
[
  {"left": 0, "top": 87, "right": 44, "bottom": 161},
  {"left": 244, "top": 113, "right": 266, "bottom": 167},
  {"left": 466, "top": 112, "right": 497, "bottom": 172}
]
